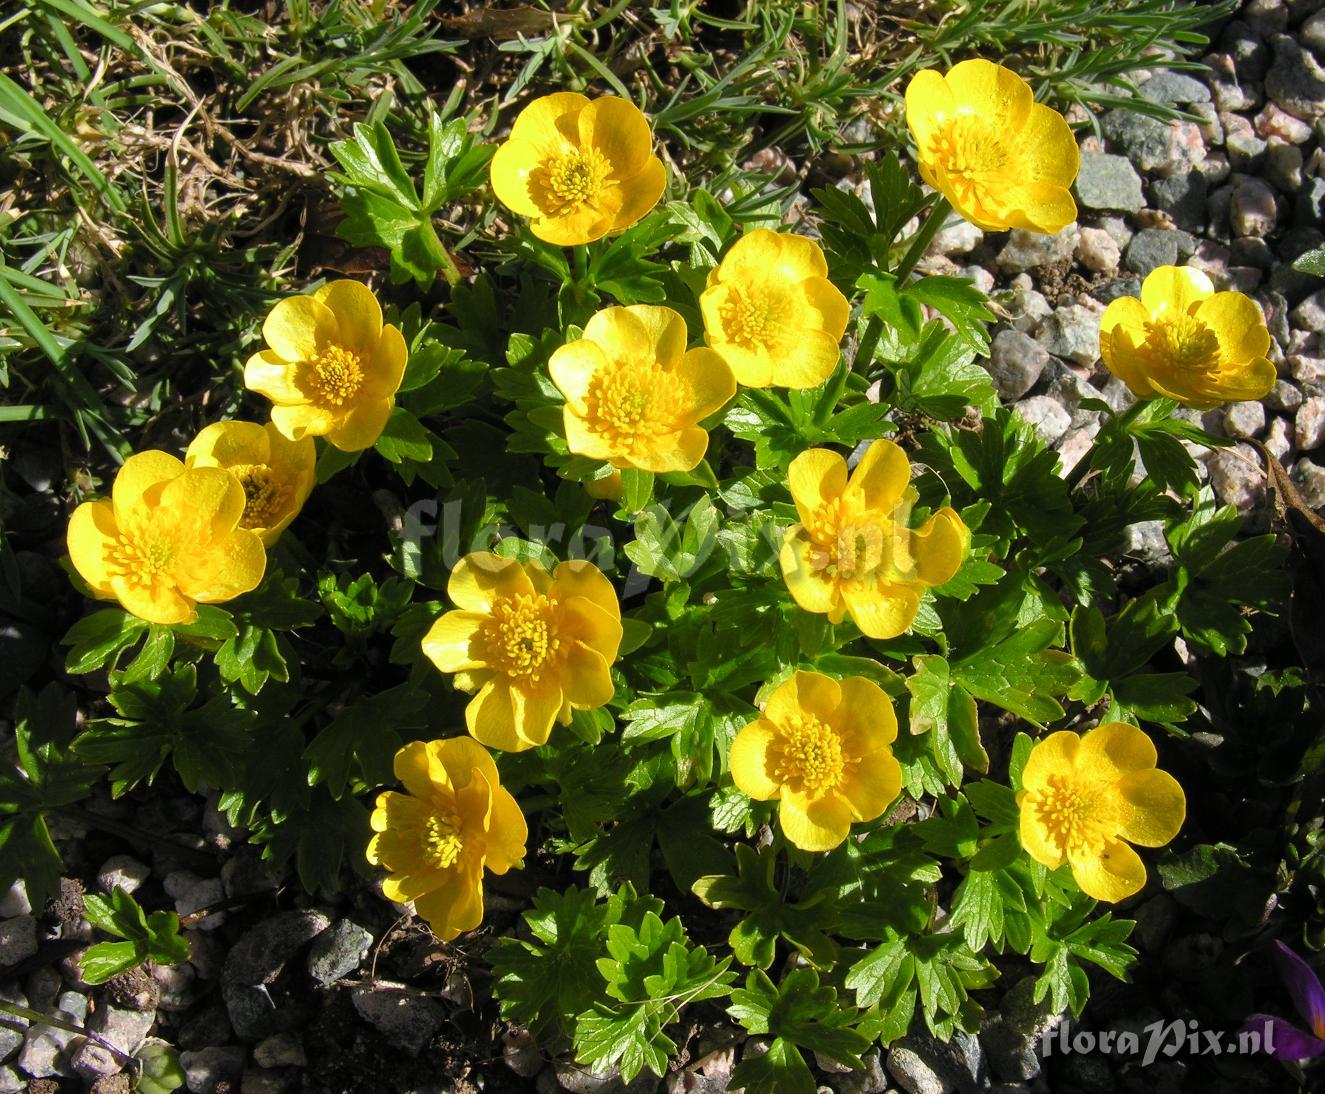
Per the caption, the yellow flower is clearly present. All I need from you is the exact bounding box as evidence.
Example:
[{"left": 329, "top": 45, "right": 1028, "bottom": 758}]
[
  {"left": 66, "top": 451, "right": 266, "bottom": 626},
  {"left": 367, "top": 738, "right": 527, "bottom": 942},
  {"left": 549, "top": 305, "right": 735, "bottom": 473},
  {"left": 489, "top": 93, "right": 666, "bottom": 246},
  {"left": 244, "top": 279, "right": 407, "bottom": 452},
  {"left": 421, "top": 552, "right": 623, "bottom": 752},
  {"left": 780, "top": 440, "right": 968, "bottom": 639},
  {"left": 1017, "top": 723, "right": 1185, "bottom": 903},
  {"left": 905, "top": 59, "right": 1079, "bottom": 234},
  {"left": 184, "top": 421, "right": 316, "bottom": 547},
  {"left": 729, "top": 671, "right": 901, "bottom": 852},
  {"left": 699, "top": 229, "right": 849, "bottom": 389},
  {"left": 1099, "top": 265, "right": 1275, "bottom": 410},
  {"left": 583, "top": 469, "right": 624, "bottom": 501}
]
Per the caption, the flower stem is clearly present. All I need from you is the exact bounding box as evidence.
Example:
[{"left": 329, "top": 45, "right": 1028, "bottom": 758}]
[
  {"left": 1065, "top": 398, "right": 1149, "bottom": 491},
  {"left": 893, "top": 195, "right": 953, "bottom": 284}
]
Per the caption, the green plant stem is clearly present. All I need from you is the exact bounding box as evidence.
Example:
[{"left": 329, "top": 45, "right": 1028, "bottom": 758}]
[
  {"left": 894, "top": 195, "right": 952, "bottom": 283},
  {"left": 1066, "top": 399, "right": 1149, "bottom": 491},
  {"left": 0, "top": 1000, "right": 134, "bottom": 1064}
]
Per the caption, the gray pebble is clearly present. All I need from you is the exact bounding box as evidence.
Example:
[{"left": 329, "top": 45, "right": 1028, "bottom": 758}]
[
  {"left": 1138, "top": 71, "right": 1212, "bottom": 105},
  {"left": 180, "top": 1045, "right": 247, "bottom": 1094},
  {"left": 96, "top": 856, "right": 150, "bottom": 897},
  {"left": 1150, "top": 171, "right": 1207, "bottom": 232},
  {"left": 1296, "top": 397, "right": 1325, "bottom": 450},
  {"left": 307, "top": 920, "right": 373, "bottom": 987},
  {"left": 997, "top": 227, "right": 1078, "bottom": 274},
  {"left": 1266, "top": 34, "right": 1325, "bottom": 121},
  {"left": 0, "top": 919, "right": 36, "bottom": 967},
  {"left": 350, "top": 986, "right": 444, "bottom": 1055},
  {"left": 1224, "top": 401, "right": 1267, "bottom": 439},
  {"left": 1230, "top": 178, "right": 1279, "bottom": 237},
  {"left": 1015, "top": 396, "right": 1073, "bottom": 446},
  {"left": 1292, "top": 458, "right": 1325, "bottom": 507},
  {"left": 1074, "top": 151, "right": 1145, "bottom": 212},
  {"left": 1037, "top": 305, "right": 1101, "bottom": 367}
]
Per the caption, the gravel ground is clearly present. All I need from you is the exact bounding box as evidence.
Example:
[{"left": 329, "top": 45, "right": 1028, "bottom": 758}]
[{"left": 3, "top": 3, "right": 1320, "bottom": 1093}]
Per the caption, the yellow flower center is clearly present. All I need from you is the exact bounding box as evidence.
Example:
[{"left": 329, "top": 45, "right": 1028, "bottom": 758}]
[
  {"left": 719, "top": 287, "right": 782, "bottom": 348},
  {"left": 481, "top": 593, "right": 563, "bottom": 681},
  {"left": 928, "top": 112, "right": 1012, "bottom": 208},
  {"left": 420, "top": 812, "right": 464, "bottom": 870},
  {"left": 536, "top": 148, "right": 610, "bottom": 215},
  {"left": 104, "top": 513, "right": 179, "bottom": 590},
  {"left": 1025, "top": 774, "right": 1108, "bottom": 859},
  {"left": 1142, "top": 313, "right": 1221, "bottom": 372},
  {"left": 231, "top": 464, "right": 288, "bottom": 531},
  {"left": 804, "top": 498, "right": 894, "bottom": 583},
  {"left": 585, "top": 362, "right": 685, "bottom": 452},
  {"left": 772, "top": 715, "right": 846, "bottom": 795},
  {"left": 310, "top": 345, "right": 364, "bottom": 407}
]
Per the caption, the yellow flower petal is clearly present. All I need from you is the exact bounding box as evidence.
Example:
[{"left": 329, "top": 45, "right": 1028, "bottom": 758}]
[
  {"left": 763, "top": 326, "right": 841, "bottom": 388},
  {"left": 435, "top": 736, "right": 500, "bottom": 795},
  {"left": 551, "top": 560, "right": 621, "bottom": 627},
  {"left": 530, "top": 204, "right": 615, "bottom": 246},
  {"left": 1020, "top": 730, "right": 1081, "bottom": 793},
  {"left": 1207, "top": 357, "right": 1277, "bottom": 403},
  {"left": 313, "top": 279, "right": 383, "bottom": 353},
  {"left": 764, "top": 670, "right": 841, "bottom": 727},
  {"left": 422, "top": 610, "right": 488, "bottom": 674},
  {"left": 561, "top": 642, "right": 614, "bottom": 709},
  {"left": 185, "top": 421, "right": 270, "bottom": 468},
  {"left": 577, "top": 96, "right": 653, "bottom": 177},
  {"left": 111, "top": 575, "right": 195, "bottom": 626},
  {"left": 244, "top": 350, "right": 309, "bottom": 404},
  {"left": 467, "top": 679, "right": 524, "bottom": 752},
  {"left": 624, "top": 304, "right": 688, "bottom": 367},
  {"left": 560, "top": 595, "right": 623, "bottom": 662},
  {"left": 730, "top": 719, "right": 780, "bottom": 800},
  {"left": 1002, "top": 182, "right": 1078, "bottom": 236},
  {"left": 841, "top": 580, "right": 920, "bottom": 640},
  {"left": 1015, "top": 103, "right": 1081, "bottom": 187},
  {"left": 270, "top": 402, "right": 337, "bottom": 442},
  {"left": 263, "top": 294, "right": 338, "bottom": 362},
  {"left": 844, "top": 440, "right": 910, "bottom": 513},
  {"left": 549, "top": 338, "right": 609, "bottom": 413},
  {"left": 325, "top": 397, "right": 393, "bottom": 452},
  {"left": 606, "top": 158, "right": 666, "bottom": 233},
  {"left": 483, "top": 779, "right": 529, "bottom": 875},
  {"left": 1018, "top": 791, "right": 1067, "bottom": 869},
  {"left": 798, "top": 276, "right": 850, "bottom": 341},
  {"left": 583, "top": 306, "right": 651, "bottom": 364},
  {"left": 508, "top": 91, "right": 587, "bottom": 148},
  {"left": 1110, "top": 769, "right": 1186, "bottom": 848},
  {"left": 174, "top": 528, "right": 266, "bottom": 602},
  {"left": 909, "top": 508, "right": 969, "bottom": 587},
  {"left": 414, "top": 868, "right": 484, "bottom": 942},
  {"left": 715, "top": 229, "right": 827, "bottom": 287},
  {"left": 1069, "top": 837, "right": 1148, "bottom": 903},
  {"left": 631, "top": 427, "right": 708, "bottom": 473},
  {"left": 448, "top": 552, "right": 535, "bottom": 612},
  {"left": 904, "top": 69, "right": 956, "bottom": 150},
  {"left": 838, "top": 750, "right": 901, "bottom": 823},
  {"left": 392, "top": 741, "right": 446, "bottom": 802},
  {"left": 1099, "top": 297, "right": 1159, "bottom": 398},
  {"left": 562, "top": 408, "right": 618, "bottom": 463},
  {"left": 779, "top": 792, "right": 852, "bottom": 852},
  {"left": 489, "top": 137, "right": 545, "bottom": 217},
  {"left": 788, "top": 448, "right": 849, "bottom": 526},
  {"left": 112, "top": 451, "right": 184, "bottom": 523},
  {"left": 1075, "top": 722, "right": 1158, "bottom": 784},
  {"left": 779, "top": 526, "right": 839, "bottom": 615},
  {"left": 834, "top": 676, "right": 898, "bottom": 751},
  {"left": 1195, "top": 292, "right": 1272, "bottom": 363},
  {"left": 510, "top": 682, "right": 562, "bottom": 748},
  {"left": 363, "top": 324, "right": 409, "bottom": 398},
  {"left": 160, "top": 467, "right": 246, "bottom": 542},
  {"left": 1140, "top": 265, "right": 1214, "bottom": 318},
  {"left": 66, "top": 500, "right": 118, "bottom": 596},
  {"left": 944, "top": 58, "right": 1034, "bottom": 131},
  {"left": 673, "top": 348, "right": 736, "bottom": 420}
]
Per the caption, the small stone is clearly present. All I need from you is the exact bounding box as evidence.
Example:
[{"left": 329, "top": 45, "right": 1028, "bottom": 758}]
[
  {"left": 0, "top": 919, "right": 36, "bottom": 966},
  {"left": 1267, "top": 415, "right": 1294, "bottom": 461},
  {"left": 1230, "top": 178, "right": 1279, "bottom": 237},
  {"left": 933, "top": 217, "right": 983, "bottom": 256},
  {"left": 107, "top": 968, "right": 159, "bottom": 1014},
  {"left": 1074, "top": 151, "right": 1145, "bottom": 212},
  {"left": 1037, "top": 305, "right": 1100, "bottom": 366},
  {"left": 151, "top": 961, "right": 196, "bottom": 1012},
  {"left": 1209, "top": 443, "right": 1266, "bottom": 512},
  {"left": 1225, "top": 129, "right": 1269, "bottom": 172},
  {"left": 1292, "top": 355, "right": 1325, "bottom": 384},
  {"left": 833, "top": 1047, "right": 888, "bottom": 1094},
  {"left": 89, "top": 1006, "right": 153, "bottom": 1057},
  {"left": 1297, "top": 397, "right": 1325, "bottom": 450},
  {"left": 0, "top": 883, "right": 30, "bottom": 919},
  {"left": 1256, "top": 102, "right": 1314, "bottom": 143},
  {"left": 253, "top": 1033, "right": 306, "bottom": 1070},
  {"left": 174, "top": 877, "right": 225, "bottom": 933},
  {"left": 1074, "top": 227, "right": 1120, "bottom": 273},
  {"left": 0, "top": 985, "right": 27, "bottom": 1062},
  {"left": 220, "top": 850, "right": 284, "bottom": 901},
  {"left": 1266, "top": 34, "right": 1325, "bottom": 121},
  {"left": 1298, "top": 177, "right": 1325, "bottom": 228},
  {"left": 1007, "top": 282, "right": 1053, "bottom": 333},
  {"left": 1094, "top": 276, "right": 1142, "bottom": 305},
  {"left": 180, "top": 1046, "right": 246, "bottom": 1094},
  {"left": 1101, "top": 109, "right": 1205, "bottom": 175},
  {"left": 1224, "top": 401, "right": 1267, "bottom": 439},
  {"left": 1125, "top": 520, "right": 1170, "bottom": 563},
  {"left": 95, "top": 857, "right": 149, "bottom": 898},
  {"left": 982, "top": 977, "right": 1065, "bottom": 1082},
  {"left": 1292, "top": 290, "right": 1325, "bottom": 332},
  {"left": 957, "top": 264, "right": 994, "bottom": 294},
  {"left": 1268, "top": 380, "right": 1304, "bottom": 413},
  {"left": 503, "top": 1028, "right": 543, "bottom": 1079},
  {"left": 997, "top": 227, "right": 1078, "bottom": 274},
  {"left": 1231, "top": 235, "right": 1275, "bottom": 270},
  {"left": 307, "top": 920, "right": 372, "bottom": 987},
  {"left": 1125, "top": 228, "right": 1180, "bottom": 275},
  {"left": 887, "top": 1032, "right": 982, "bottom": 1094},
  {"left": 1150, "top": 171, "right": 1207, "bottom": 232},
  {"left": 17, "top": 991, "right": 87, "bottom": 1079},
  {"left": 350, "top": 987, "right": 444, "bottom": 1055},
  {"left": 1292, "top": 458, "right": 1325, "bottom": 508},
  {"left": 70, "top": 1041, "right": 122, "bottom": 1082},
  {"left": 241, "top": 1069, "right": 295, "bottom": 1094},
  {"left": 987, "top": 330, "right": 1050, "bottom": 400},
  {"left": 221, "top": 910, "right": 330, "bottom": 1041},
  {"left": 1014, "top": 396, "right": 1072, "bottom": 446},
  {"left": 1138, "top": 71, "right": 1211, "bottom": 105},
  {"left": 1198, "top": 150, "right": 1232, "bottom": 186}
]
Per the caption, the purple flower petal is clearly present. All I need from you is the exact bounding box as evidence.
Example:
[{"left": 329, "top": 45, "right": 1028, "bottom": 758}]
[
  {"left": 1272, "top": 940, "right": 1325, "bottom": 1039},
  {"left": 1241, "top": 1013, "right": 1325, "bottom": 1061}
]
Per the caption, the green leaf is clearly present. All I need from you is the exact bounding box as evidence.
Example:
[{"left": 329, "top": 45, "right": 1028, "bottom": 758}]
[
  {"left": 374, "top": 407, "right": 434, "bottom": 464},
  {"left": 728, "top": 1038, "right": 816, "bottom": 1094},
  {"left": 728, "top": 967, "right": 870, "bottom": 1068},
  {"left": 62, "top": 610, "right": 149, "bottom": 674},
  {"left": 135, "top": 1041, "right": 187, "bottom": 1094},
  {"left": 79, "top": 940, "right": 141, "bottom": 985},
  {"left": 952, "top": 619, "right": 1081, "bottom": 725},
  {"left": 1293, "top": 245, "right": 1325, "bottom": 275},
  {"left": 904, "top": 275, "right": 997, "bottom": 352},
  {"left": 304, "top": 685, "right": 426, "bottom": 798}
]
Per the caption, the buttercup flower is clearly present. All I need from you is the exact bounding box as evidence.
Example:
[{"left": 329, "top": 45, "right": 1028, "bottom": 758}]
[
  {"left": 1099, "top": 265, "right": 1275, "bottom": 410},
  {"left": 184, "top": 421, "right": 315, "bottom": 546},
  {"left": 489, "top": 93, "right": 666, "bottom": 246},
  {"left": 729, "top": 671, "right": 902, "bottom": 851},
  {"left": 367, "top": 738, "right": 527, "bottom": 942},
  {"left": 244, "top": 279, "right": 407, "bottom": 451},
  {"left": 67, "top": 451, "right": 266, "bottom": 626},
  {"left": 1017, "top": 723, "right": 1185, "bottom": 903},
  {"left": 583, "top": 469, "right": 624, "bottom": 501},
  {"left": 905, "top": 59, "right": 1079, "bottom": 234},
  {"left": 780, "top": 440, "right": 968, "bottom": 639},
  {"left": 422, "top": 553, "right": 623, "bottom": 752},
  {"left": 549, "top": 305, "right": 735, "bottom": 473},
  {"left": 699, "top": 229, "right": 849, "bottom": 389}
]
